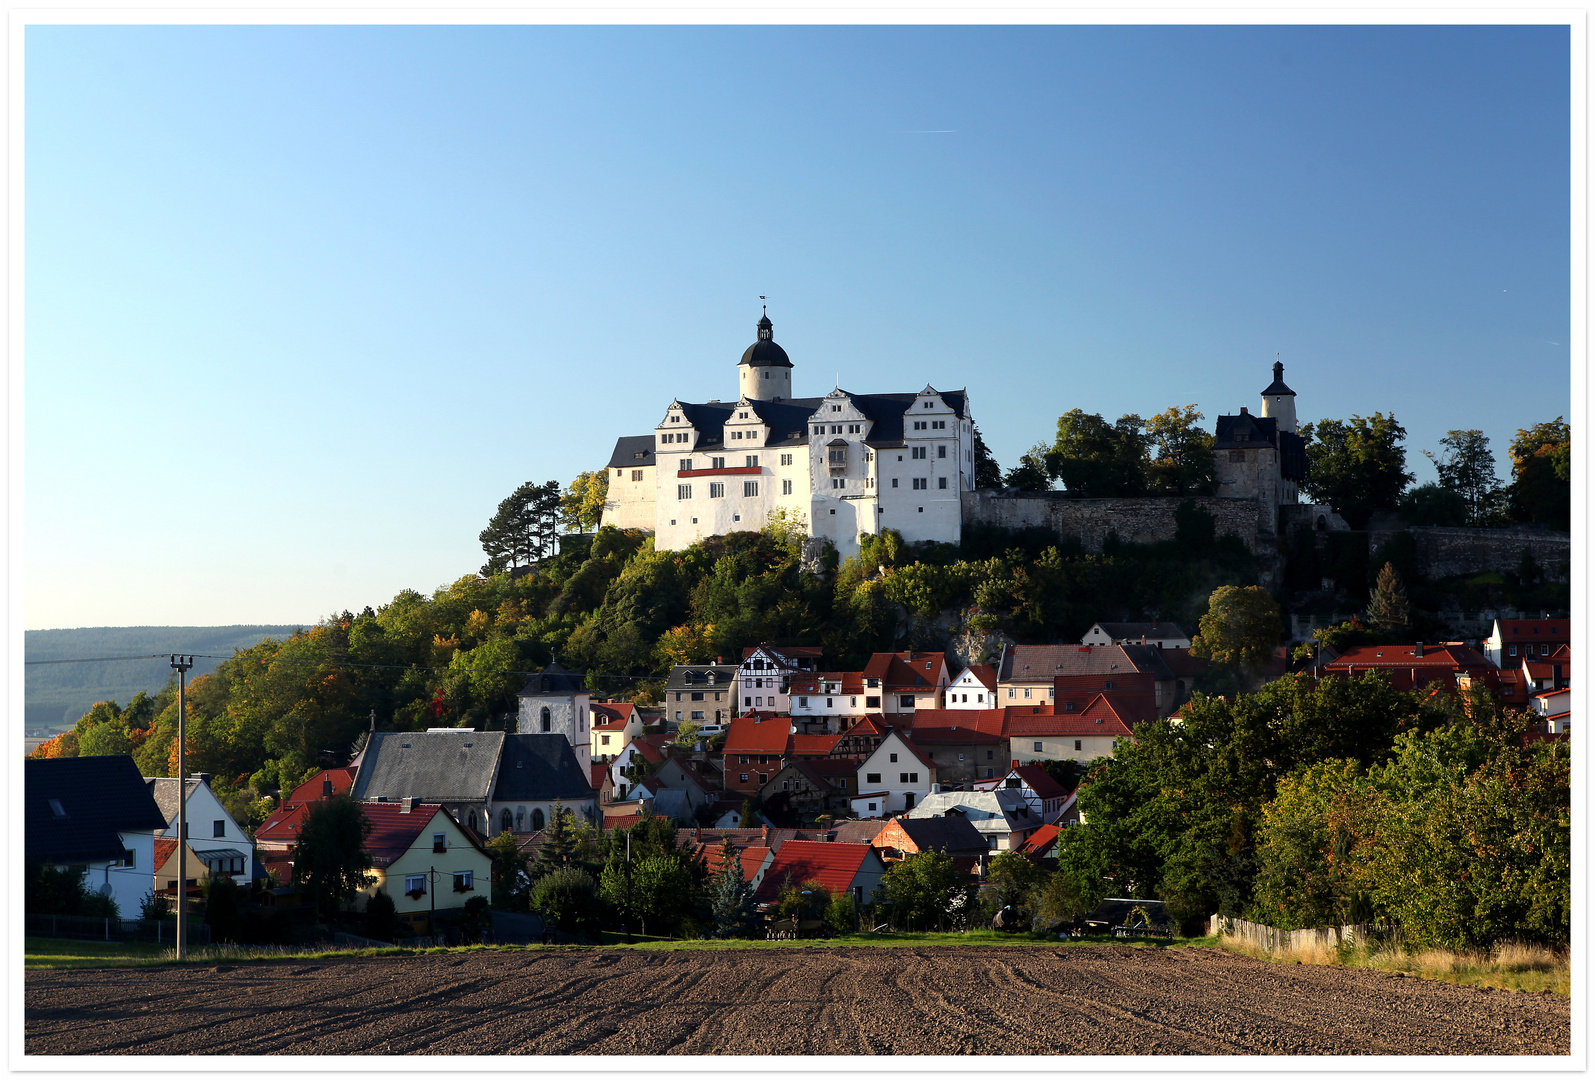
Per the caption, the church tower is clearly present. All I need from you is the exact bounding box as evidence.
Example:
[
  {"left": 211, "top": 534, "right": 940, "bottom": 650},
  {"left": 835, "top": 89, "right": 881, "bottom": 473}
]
[
  {"left": 515, "top": 661, "right": 591, "bottom": 776},
  {"left": 738, "top": 309, "right": 793, "bottom": 402},
  {"left": 1259, "top": 360, "right": 1297, "bottom": 434}
]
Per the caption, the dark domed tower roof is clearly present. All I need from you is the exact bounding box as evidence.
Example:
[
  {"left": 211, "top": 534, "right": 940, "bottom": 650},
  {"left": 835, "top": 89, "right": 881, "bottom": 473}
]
[
  {"left": 1261, "top": 360, "right": 1295, "bottom": 397},
  {"left": 739, "top": 312, "right": 793, "bottom": 369},
  {"left": 518, "top": 661, "right": 585, "bottom": 696}
]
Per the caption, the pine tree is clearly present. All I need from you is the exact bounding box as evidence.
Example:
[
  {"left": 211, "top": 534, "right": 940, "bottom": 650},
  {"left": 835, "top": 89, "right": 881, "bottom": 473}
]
[
  {"left": 528, "top": 802, "right": 577, "bottom": 882},
  {"left": 710, "top": 838, "right": 758, "bottom": 938},
  {"left": 1366, "top": 562, "right": 1411, "bottom": 637}
]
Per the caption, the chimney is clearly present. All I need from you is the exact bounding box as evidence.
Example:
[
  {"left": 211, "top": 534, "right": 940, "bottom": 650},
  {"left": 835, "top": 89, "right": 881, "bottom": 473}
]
[
  {"left": 196, "top": 772, "right": 212, "bottom": 787},
  {"left": 695, "top": 826, "right": 702, "bottom": 841},
  {"left": 322, "top": 776, "right": 333, "bottom": 799},
  {"left": 1414, "top": 642, "right": 1424, "bottom": 658},
  {"left": 761, "top": 823, "right": 769, "bottom": 842},
  {"left": 1239, "top": 406, "right": 1249, "bottom": 415},
  {"left": 401, "top": 797, "right": 417, "bottom": 814}
]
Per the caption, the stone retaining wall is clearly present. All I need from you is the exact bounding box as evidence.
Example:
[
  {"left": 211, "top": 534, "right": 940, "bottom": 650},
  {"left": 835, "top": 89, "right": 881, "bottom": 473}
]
[
  {"left": 1367, "top": 526, "right": 1571, "bottom": 584},
  {"left": 962, "top": 491, "right": 1267, "bottom": 554}
]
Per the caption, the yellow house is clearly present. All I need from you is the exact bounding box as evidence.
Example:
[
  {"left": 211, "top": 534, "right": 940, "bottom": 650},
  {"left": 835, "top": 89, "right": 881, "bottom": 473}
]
[{"left": 358, "top": 801, "right": 493, "bottom": 934}]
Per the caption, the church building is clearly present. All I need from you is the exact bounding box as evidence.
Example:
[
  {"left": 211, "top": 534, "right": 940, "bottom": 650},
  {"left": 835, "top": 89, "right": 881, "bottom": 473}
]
[{"left": 602, "top": 312, "right": 976, "bottom": 558}]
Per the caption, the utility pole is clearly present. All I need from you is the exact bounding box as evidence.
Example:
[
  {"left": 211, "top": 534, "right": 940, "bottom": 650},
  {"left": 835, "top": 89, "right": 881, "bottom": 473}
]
[
  {"left": 624, "top": 830, "right": 634, "bottom": 944},
  {"left": 170, "top": 654, "right": 194, "bottom": 960}
]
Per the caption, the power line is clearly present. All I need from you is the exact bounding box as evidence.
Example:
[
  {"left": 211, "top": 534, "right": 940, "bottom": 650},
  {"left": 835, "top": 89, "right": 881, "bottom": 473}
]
[
  {"left": 25, "top": 651, "right": 672, "bottom": 681},
  {"left": 24, "top": 654, "right": 175, "bottom": 665}
]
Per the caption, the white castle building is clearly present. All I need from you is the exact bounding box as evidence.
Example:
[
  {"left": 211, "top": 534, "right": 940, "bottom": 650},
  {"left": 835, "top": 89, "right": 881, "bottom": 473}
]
[{"left": 602, "top": 312, "right": 976, "bottom": 557}]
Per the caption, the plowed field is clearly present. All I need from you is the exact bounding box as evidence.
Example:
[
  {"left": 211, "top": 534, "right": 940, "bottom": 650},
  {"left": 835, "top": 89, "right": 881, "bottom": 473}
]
[{"left": 25, "top": 945, "right": 1569, "bottom": 1056}]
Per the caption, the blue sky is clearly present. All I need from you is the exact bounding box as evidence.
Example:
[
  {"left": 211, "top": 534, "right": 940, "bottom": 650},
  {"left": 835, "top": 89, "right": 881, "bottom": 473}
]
[{"left": 23, "top": 24, "right": 1572, "bottom": 628}]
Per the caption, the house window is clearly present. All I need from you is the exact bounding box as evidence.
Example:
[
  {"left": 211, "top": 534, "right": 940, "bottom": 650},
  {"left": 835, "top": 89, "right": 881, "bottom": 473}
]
[
  {"left": 678, "top": 484, "right": 693, "bottom": 499},
  {"left": 1024, "top": 688, "right": 1032, "bottom": 699},
  {"left": 868, "top": 802, "right": 878, "bottom": 812},
  {"left": 691, "top": 691, "right": 704, "bottom": 701},
  {"left": 889, "top": 753, "right": 898, "bottom": 762},
  {"left": 1007, "top": 688, "right": 1016, "bottom": 699},
  {"left": 744, "top": 481, "right": 759, "bottom": 497},
  {"left": 798, "top": 697, "right": 808, "bottom": 707},
  {"left": 1034, "top": 741, "right": 1043, "bottom": 753},
  {"left": 691, "top": 711, "right": 705, "bottom": 720},
  {"left": 405, "top": 874, "right": 426, "bottom": 895},
  {"left": 900, "top": 696, "right": 914, "bottom": 708},
  {"left": 213, "top": 820, "right": 226, "bottom": 838},
  {"left": 938, "top": 477, "right": 948, "bottom": 489},
  {"left": 783, "top": 479, "right": 793, "bottom": 495},
  {"left": 453, "top": 871, "right": 474, "bottom": 893},
  {"left": 866, "top": 696, "right": 881, "bottom": 708},
  {"left": 1075, "top": 740, "right": 1083, "bottom": 751},
  {"left": 740, "top": 774, "right": 750, "bottom": 783},
  {"left": 746, "top": 455, "right": 760, "bottom": 468},
  {"left": 1509, "top": 645, "right": 1517, "bottom": 657},
  {"left": 1229, "top": 450, "right": 1246, "bottom": 462},
  {"left": 433, "top": 833, "right": 447, "bottom": 853},
  {"left": 781, "top": 454, "right": 793, "bottom": 466},
  {"left": 867, "top": 773, "right": 881, "bottom": 784},
  {"left": 912, "top": 447, "right": 927, "bottom": 460},
  {"left": 900, "top": 772, "right": 909, "bottom": 783},
  {"left": 630, "top": 469, "right": 644, "bottom": 481},
  {"left": 601, "top": 734, "right": 611, "bottom": 745},
  {"left": 123, "top": 848, "right": 136, "bottom": 868},
  {"left": 988, "top": 837, "right": 999, "bottom": 850}
]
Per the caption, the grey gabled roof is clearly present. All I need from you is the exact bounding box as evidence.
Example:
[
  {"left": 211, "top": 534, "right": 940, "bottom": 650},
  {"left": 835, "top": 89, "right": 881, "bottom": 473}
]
[
  {"left": 999, "top": 644, "right": 1175, "bottom": 683},
  {"left": 665, "top": 664, "right": 739, "bottom": 692},
  {"left": 27, "top": 756, "right": 169, "bottom": 864},
  {"left": 606, "top": 436, "right": 656, "bottom": 470},
  {"left": 1091, "top": 622, "right": 1190, "bottom": 641},
  {"left": 519, "top": 661, "right": 585, "bottom": 696},
  {"left": 891, "top": 815, "right": 988, "bottom": 857},
  {"left": 351, "top": 730, "right": 505, "bottom": 804},
  {"left": 145, "top": 777, "right": 225, "bottom": 827},
  {"left": 492, "top": 735, "right": 596, "bottom": 802},
  {"left": 666, "top": 388, "right": 972, "bottom": 453}
]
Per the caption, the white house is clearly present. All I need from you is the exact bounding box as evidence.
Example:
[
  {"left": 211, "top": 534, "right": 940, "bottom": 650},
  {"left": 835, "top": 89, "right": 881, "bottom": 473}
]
[
  {"left": 28, "top": 756, "right": 170, "bottom": 919},
  {"left": 851, "top": 730, "right": 937, "bottom": 819},
  {"left": 1081, "top": 622, "right": 1192, "bottom": 651},
  {"left": 944, "top": 664, "right": 999, "bottom": 709},
  {"left": 146, "top": 775, "right": 255, "bottom": 886},
  {"left": 601, "top": 312, "right": 975, "bottom": 560},
  {"left": 591, "top": 701, "right": 644, "bottom": 763},
  {"left": 735, "top": 644, "right": 822, "bottom": 715}
]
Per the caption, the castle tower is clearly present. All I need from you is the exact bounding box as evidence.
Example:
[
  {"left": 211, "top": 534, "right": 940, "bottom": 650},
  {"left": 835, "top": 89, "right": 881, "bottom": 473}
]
[
  {"left": 1259, "top": 360, "right": 1297, "bottom": 434},
  {"left": 737, "top": 309, "right": 793, "bottom": 402}
]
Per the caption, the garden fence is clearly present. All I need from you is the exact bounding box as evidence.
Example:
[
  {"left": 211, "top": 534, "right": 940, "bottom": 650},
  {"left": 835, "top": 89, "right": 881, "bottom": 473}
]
[{"left": 26, "top": 913, "right": 211, "bottom": 945}]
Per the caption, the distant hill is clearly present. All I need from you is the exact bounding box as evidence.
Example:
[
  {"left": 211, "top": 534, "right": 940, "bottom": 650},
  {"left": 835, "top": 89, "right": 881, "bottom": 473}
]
[{"left": 24, "top": 625, "right": 303, "bottom": 733}]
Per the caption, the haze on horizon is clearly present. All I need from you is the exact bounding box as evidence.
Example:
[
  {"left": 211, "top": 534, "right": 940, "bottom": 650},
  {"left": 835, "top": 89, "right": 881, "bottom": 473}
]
[{"left": 23, "top": 24, "right": 1573, "bottom": 630}]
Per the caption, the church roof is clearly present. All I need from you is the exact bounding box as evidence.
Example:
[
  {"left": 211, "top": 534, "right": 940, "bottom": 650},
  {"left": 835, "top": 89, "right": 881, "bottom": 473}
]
[
  {"left": 519, "top": 661, "right": 585, "bottom": 696},
  {"left": 606, "top": 436, "right": 656, "bottom": 470},
  {"left": 492, "top": 735, "right": 596, "bottom": 802},
  {"left": 351, "top": 731, "right": 506, "bottom": 804}
]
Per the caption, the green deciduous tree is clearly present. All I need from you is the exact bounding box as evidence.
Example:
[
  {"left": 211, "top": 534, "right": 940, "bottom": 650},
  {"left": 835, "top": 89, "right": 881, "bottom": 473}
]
[
  {"left": 1507, "top": 418, "right": 1570, "bottom": 529},
  {"left": 1424, "top": 429, "right": 1503, "bottom": 526},
  {"left": 1144, "top": 405, "right": 1216, "bottom": 496},
  {"left": 1002, "top": 442, "right": 1053, "bottom": 492},
  {"left": 290, "top": 793, "right": 374, "bottom": 921},
  {"left": 971, "top": 425, "right": 1003, "bottom": 489},
  {"left": 1301, "top": 414, "right": 1413, "bottom": 528},
  {"left": 1190, "top": 585, "right": 1282, "bottom": 672},
  {"left": 880, "top": 849, "right": 967, "bottom": 930},
  {"left": 486, "top": 831, "right": 530, "bottom": 910},
  {"left": 1046, "top": 410, "right": 1150, "bottom": 497},
  {"left": 561, "top": 470, "right": 610, "bottom": 533},
  {"left": 530, "top": 865, "right": 599, "bottom": 939},
  {"left": 1399, "top": 483, "right": 1469, "bottom": 527}
]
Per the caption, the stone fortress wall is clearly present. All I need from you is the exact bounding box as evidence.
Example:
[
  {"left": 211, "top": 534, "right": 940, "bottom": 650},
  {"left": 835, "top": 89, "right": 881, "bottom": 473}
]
[{"left": 962, "top": 491, "right": 1269, "bottom": 554}]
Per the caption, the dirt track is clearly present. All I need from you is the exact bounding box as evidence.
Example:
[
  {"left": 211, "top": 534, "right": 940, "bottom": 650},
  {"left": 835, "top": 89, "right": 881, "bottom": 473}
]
[{"left": 25, "top": 945, "right": 1568, "bottom": 1056}]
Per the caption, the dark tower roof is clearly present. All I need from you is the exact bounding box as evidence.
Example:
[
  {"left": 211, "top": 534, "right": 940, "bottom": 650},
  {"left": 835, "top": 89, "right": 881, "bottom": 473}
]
[
  {"left": 518, "top": 661, "right": 585, "bottom": 696},
  {"left": 739, "top": 311, "right": 793, "bottom": 369},
  {"left": 1261, "top": 360, "right": 1295, "bottom": 397}
]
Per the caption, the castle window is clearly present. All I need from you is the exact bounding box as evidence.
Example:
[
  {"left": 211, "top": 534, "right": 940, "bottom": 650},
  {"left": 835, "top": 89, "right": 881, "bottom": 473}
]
[
  {"left": 781, "top": 453, "right": 793, "bottom": 465},
  {"left": 681, "top": 459, "right": 693, "bottom": 471},
  {"left": 891, "top": 478, "right": 899, "bottom": 488},
  {"left": 832, "top": 405, "right": 842, "bottom": 412},
  {"left": 740, "top": 411, "right": 748, "bottom": 419},
  {"left": 712, "top": 457, "right": 725, "bottom": 469},
  {"left": 912, "top": 447, "right": 927, "bottom": 459},
  {"left": 1229, "top": 451, "right": 1246, "bottom": 462},
  {"left": 631, "top": 470, "right": 643, "bottom": 481},
  {"left": 783, "top": 479, "right": 793, "bottom": 495},
  {"left": 678, "top": 484, "right": 692, "bottom": 499},
  {"left": 732, "top": 430, "right": 742, "bottom": 439},
  {"left": 912, "top": 478, "right": 927, "bottom": 490},
  {"left": 744, "top": 481, "right": 759, "bottom": 496},
  {"left": 710, "top": 482, "right": 725, "bottom": 498},
  {"left": 938, "top": 445, "right": 947, "bottom": 458},
  {"left": 923, "top": 401, "right": 933, "bottom": 408},
  {"left": 746, "top": 455, "right": 759, "bottom": 467},
  {"left": 938, "top": 477, "right": 948, "bottom": 489}
]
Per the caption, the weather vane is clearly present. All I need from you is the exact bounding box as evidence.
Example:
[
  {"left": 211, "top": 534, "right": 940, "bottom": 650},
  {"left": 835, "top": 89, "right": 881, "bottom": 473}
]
[{"left": 760, "top": 294, "right": 767, "bottom": 316}]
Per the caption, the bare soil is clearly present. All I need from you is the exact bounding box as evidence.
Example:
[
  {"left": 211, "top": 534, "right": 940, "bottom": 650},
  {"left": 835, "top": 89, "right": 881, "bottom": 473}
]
[{"left": 25, "top": 945, "right": 1569, "bottom": 1056}]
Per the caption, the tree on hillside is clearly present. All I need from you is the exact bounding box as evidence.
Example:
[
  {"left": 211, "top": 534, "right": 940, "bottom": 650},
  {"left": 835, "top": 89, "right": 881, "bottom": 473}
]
[
  {"left": 1002, "top": 442, "right": 1052, "bottom": 492},
  {"left": 480, "top": 480, "right": 563, "bottom": 575},
  {"left": 1190, "top": 585, "right": 1282, "bottom": 672},
  {"left": 1300, "top": 414, "right": 1413, "bottom": 528},
  {"left": 1365, "top": 562, "right": 1411, "bottom": 637},
  {"left": 1143, "top": 405, "right": 1216, "bottom": 496},
  {"left": 1399, "top": 483, "right": 1469, "bottom": 527},
  {"left": 1507, "top": 418, "right": 1570, "bottom": 529},
  {"left": 971, "top": 425, "right": 1004, "bottom": 489},
  {"left": 561, "top": 470, "right": 610, "bottom": 533},
  {"left": 1046, "top": 410, "right": 1150, "bottom": 497},
  {"left": 291, "top": 793, "right": 374, "bottom": 921},
  {"left": 1424, "top": 429, "right": 1503, "bottom": 526}
]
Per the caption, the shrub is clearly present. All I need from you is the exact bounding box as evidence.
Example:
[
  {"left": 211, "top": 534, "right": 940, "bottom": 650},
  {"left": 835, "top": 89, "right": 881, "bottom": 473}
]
[
  {"left": 532, "top": 866, "right": 599, "bottom": 940},
  {"left": 364, "top": 890, "right": 397, "bottom": 943}
]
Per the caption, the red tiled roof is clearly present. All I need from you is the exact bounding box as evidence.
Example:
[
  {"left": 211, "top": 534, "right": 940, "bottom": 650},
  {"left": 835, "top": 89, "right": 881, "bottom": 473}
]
[
  {"left": 788, "top": 732, "right": 844, "bottom": 757},
  {"left": 752, "top": 840, "right": 874, "bottom": 904},
  {"left": 626, "top": 736, "right": 671, "bottom": 764},
  {"left": 591, "top": 701, "right": 637, "bottom": 728},
  {"left": 1496, "top": 619, "right": 1570, "bottom": 639},
  {"left": 258, "top": 768, "right": 359, "bottom": 847},
  {"left": 864, "top": 651, "right": 947, "bottom": 689},
  {"left": 906, "top": 708, "right": 1008, "bottom": 741},
  {"left": 360, "top": 803, "right": 456, "bottom": 869},
  {"left": 1010, "top": 764, "right": 1068, "bottom": 800},
  {"left": 1324, "top": 644, "right": 1491, "bottom": 671},
  {"left": 788, "top": 670, "right": 865, "bottom": 695},
  {"left": 844, "top": 715, "right": 888, "bottom": 737},
  {"left": 952, "top": 663, "right": 998, "bottom": 690},
  {"left": 284, "top": 767, "right": 356, "bottom": 805},
  {"left": 1005, "top": 696, "right": 1135, "bottom": 738},
  {"left": 806, "top": 757, "right": 863, "bottom": 778},
  {"left": 590, "top": 762, "right": 610, "bottom": 790},
  {"left": 724, "top": 716, "right": 793, "bottom": 756},
  {"left": 1018, "top": 823, "right": 1061, "bottom": 857}
]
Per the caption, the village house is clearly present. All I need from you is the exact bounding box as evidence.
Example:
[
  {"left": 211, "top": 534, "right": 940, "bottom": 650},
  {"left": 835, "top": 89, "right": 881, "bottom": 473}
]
[
  {"left": 997, "top": 643, "right": 1184, "bottom": 716},
  {"left": 902, "top": 788, "right": 1039, "bottom": 852},
  {"left": 751, "top": 839, "right": 889, "bottom": 911},
  {"left": 722, "top": 714, "right": 794, "bottom": 797},
  {"left": 788, "top": 670, "right": 872, "bottom": 732},
  {"left": 851, "top": 729, "right": 937, "bottom": 818},
  {"left": 1006, "top": 698, "right": 1136, "bottom": 766},
  {"left": 253, "top": 767, "right": 357, "bottom": 878},
  {"left": 904, "top": 709, "right": 1008, "bottom": 784},
  {"left": 152, "top": 838, "right": 208, "bottom": 902},
  {"left": 146, "top": 775, "right": 255, "bottom": 887},
  {"left": 1080, "top": 621, "right": 1192, "bottom": 650},
  {"left": 1483, "top": 618, "right": 1571, "bottom": 668},
  {"left": 1320, "top": 642, "right": 1495, "bottom": 693},
  {"left": 664, "top": 663, "right": 738, "bottom": 727},
  {"left": 27, "top": 756, "right": 169, "bottom": 918},
  {"left": 870, "top": 815, "right": 988, "bottom": 866},
  {"left": 943, "top": 664, "right": 999, "bottom": 709},
  {"left": 590, "top": 701, "right": 644, "bottom": 763},
  {"left": 736, "top": 644, "right": 823, "bottom": 715},
  {"left": 357, "top": 802, "right": 493, "bottom": 936},
  {"left": 989, "top": 764, "right": 1072, "bottom": 825},
  {"left": 757, "top": 759, "right": 850, "bottom": 825},
  {"left": 609, "top": 733, "right": 675, "bottom": 800}
]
